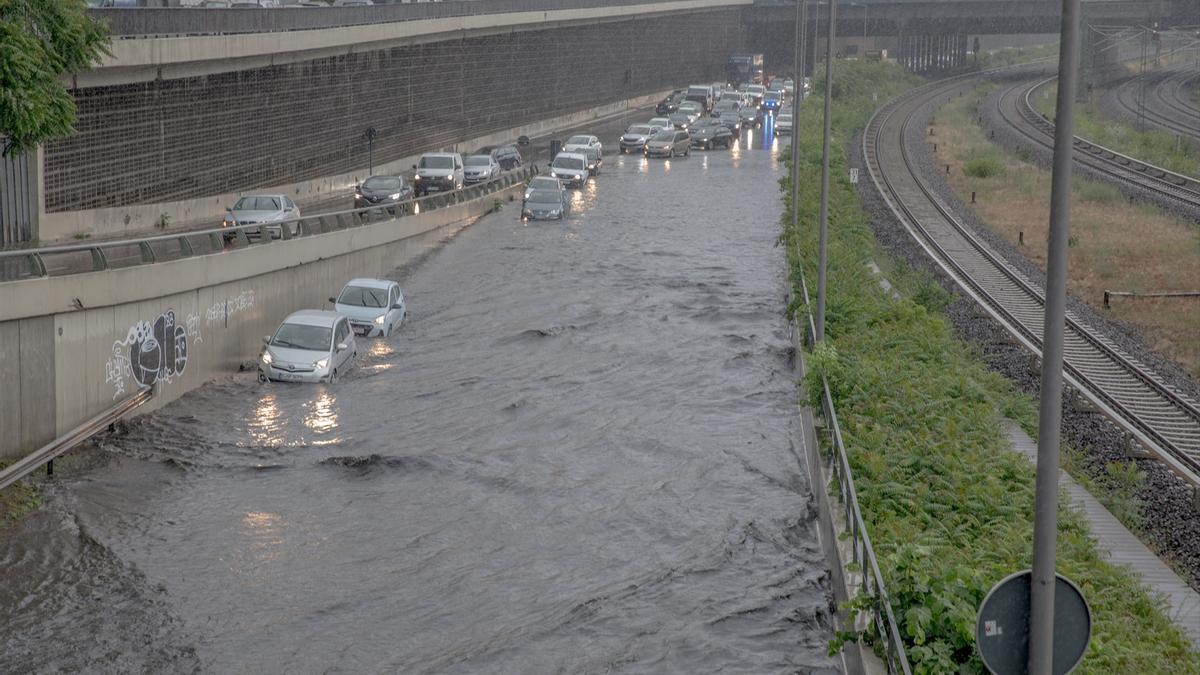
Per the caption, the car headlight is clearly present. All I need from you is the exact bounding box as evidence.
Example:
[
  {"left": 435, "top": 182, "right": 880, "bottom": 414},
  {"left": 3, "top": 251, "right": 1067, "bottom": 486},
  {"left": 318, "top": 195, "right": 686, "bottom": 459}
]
[
  {"left": 261, "top": 352, "right": 272, "bottom": 364},
  {"left": 354, "top": 192, "right": 362, "bottom": 199},
  {"left": 374, "top": 315, "right": 385, "bottom": 325},
  {"left": 549, "top": 209, "right": 561, "bottom": 216},
  {"left": 389, "top": 192, "right": 400, "bottom": 200},
  {"left": 314, "top": 358, "right": 329, "bottom": 369},
  {"left": 550, "top": 171, "right": 557, "bottom": 177},
  {"left": 414, "top": 174, "right": 422, "bottom": 180}
]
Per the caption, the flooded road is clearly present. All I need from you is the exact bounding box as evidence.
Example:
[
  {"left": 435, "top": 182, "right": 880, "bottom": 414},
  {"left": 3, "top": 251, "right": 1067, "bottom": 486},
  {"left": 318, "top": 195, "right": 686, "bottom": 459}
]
[{"left": 1, "top": 122, "right": 839, "bottom": 673}]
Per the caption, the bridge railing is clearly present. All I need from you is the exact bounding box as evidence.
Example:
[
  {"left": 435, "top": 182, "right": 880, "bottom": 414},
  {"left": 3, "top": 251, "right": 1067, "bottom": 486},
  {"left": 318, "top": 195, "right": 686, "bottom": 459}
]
[
  {"left": 795, "top": 257, "right": 912, "bottom": 674},
  {"left": 0, "top": 164, "right": 537, "bottom": 282},
  {"left": 91, "top": 0, "right": 705, "bottom": 38}
]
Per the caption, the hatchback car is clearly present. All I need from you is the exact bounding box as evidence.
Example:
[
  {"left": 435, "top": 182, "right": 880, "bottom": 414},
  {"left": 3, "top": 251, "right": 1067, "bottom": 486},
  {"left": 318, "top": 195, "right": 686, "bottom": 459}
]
[
  {"left": 645, "top": 130, "right": 691, "bottom": 158},
  {"left": 775, "top": 113, "right": 794, "bottom": 134},
  {"left": 562, "top": 134, "right": 602, "bottom": 156},
  {"left": 690, "top": 123, "right": 734, "bottom": 150},
  {"left": 522, "top": 189, "right": 571, "bottom": 221},
  {"left": 648, "top": 117, "right": 673, "bottom": 131},
  {"left": 463, "top": 155, "right": 501, "bottom": 184},
  {"left": 581, "top": 146, "right": 603, "bottom": 175},
  {"left": 549, "top": 152, "right": 589, "bottom": 187},
  {"left": 223, "top": 194, "right": 299, "bottom": 239},
  {"left": 331, "top": 278, "right": 406, "bottom": 338},
  {"left": 355, "top": 175, "right": 413, "bottom": 212},
  {"left": 490, "top": 145, "right": 523, "bottom": 170},
  {"left": 667, "top": 112, "right": 693, "bottom": 130},
  {"left": 524, "top": 175, "right": 563, "bottom": 202},
  {"left": 619, "top": 124, "right": 661, "bottom": 154},
  {"left": 656, "top": 90, "right": 685, "bottom": 115},
  {"left": 260, "top": 310, "right": 357, "bottom": 384}
]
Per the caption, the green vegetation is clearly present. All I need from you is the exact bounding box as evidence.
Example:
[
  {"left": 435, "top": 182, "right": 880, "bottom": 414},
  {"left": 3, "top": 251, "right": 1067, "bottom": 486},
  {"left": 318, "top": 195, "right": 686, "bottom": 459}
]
[
  {"left": 976, "top": 42, "right": 1059, "bottom": 69},
  {"left": 1035, "top": 83, "right": 1200, "bottom": 178},
  {"left": 784, "top": 59, "right": 1199, "bottom": 673},
  {"left": 0, "top": 0, "right": 109, "bottom": 156},
  {"left": 0, "top": 462, "right": 40, "bottom": 525},
  {"left": 962, "top": 153, "right": 1005, "bottom": 178}
]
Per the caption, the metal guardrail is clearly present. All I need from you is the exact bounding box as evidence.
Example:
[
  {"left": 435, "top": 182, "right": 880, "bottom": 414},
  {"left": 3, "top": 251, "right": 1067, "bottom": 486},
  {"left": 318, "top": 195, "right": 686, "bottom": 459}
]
[
  {"left": 0, "top": 387, "right": 154, "bottom": 493},
  {"left": 91, "top": 0, "right": 714, "bottom": 37},
  {"left": 794, "top": 261, "right": 911, "bottom": 674},
  {"left": 0, "top": 164, "right": 537, "bottom": 281}
]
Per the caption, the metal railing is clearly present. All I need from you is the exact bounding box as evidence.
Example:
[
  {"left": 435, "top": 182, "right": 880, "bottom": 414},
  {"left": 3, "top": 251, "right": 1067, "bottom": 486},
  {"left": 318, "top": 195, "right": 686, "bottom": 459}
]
[
  {"left": 91, "top": 0, "right": 730, "bottom": 38},
  {"left": 795, "top": 262, "right": 911, "bottom": 674},
  {"left": 0, "top": 164, "right": 536, "bottom": 282},
  {"left": 0, "top": 387, "right": 154, "bottom": 492}
]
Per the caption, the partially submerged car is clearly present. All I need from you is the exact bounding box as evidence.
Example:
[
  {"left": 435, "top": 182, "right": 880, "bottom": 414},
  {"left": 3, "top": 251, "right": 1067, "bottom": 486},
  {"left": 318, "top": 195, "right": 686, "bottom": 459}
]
[
  {"left": 331, "top": 278, "right": 407, "bottom": 338},
  {"left": 259, "top": 310, "right": 357, "bottom": 384}
]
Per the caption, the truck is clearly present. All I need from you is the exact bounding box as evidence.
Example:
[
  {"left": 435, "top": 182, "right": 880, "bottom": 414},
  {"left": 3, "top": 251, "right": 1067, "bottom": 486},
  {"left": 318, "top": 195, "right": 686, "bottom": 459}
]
[{"left": 726, "top": 54, "right": 764, "bottom": 88}]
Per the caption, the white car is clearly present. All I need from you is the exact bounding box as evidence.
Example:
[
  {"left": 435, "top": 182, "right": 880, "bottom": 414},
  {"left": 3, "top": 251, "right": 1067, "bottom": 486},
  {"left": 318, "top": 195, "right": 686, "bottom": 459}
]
[
  {"left": 775, "top": 113, "right": 793, "bottom": 134},
  {"left": 222, "top": 194, "right": 299, "bottom": 239},
  {"left": 330, "top": 278, "right": 406, "bottom": 338},
  {"left": 259, "top": 310, "right": 357, "bottom": 384},
  {"left": 463, "top": 154, "right": 500, "bottom": 184},
  {"left": 562, "top": 134, "right": 602, "bottom": 156},
  {"left": 413, "top": 152, "right": 463, "bottom": 195},
  {"left": 648, "top": 117, "right": 672, "bottom": 131},
  {"left": 548, "top": 152, "right": 589, "bottom": 188}
]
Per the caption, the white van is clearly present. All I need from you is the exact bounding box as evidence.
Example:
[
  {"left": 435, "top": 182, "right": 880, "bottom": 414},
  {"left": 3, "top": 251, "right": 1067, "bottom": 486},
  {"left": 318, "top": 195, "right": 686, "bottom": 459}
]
[
  {"left": 685, "top": 84, "right": 714, "bottom": 112},
  {"left": 413, "top": 152, "right": 464, "bottom": 196}
]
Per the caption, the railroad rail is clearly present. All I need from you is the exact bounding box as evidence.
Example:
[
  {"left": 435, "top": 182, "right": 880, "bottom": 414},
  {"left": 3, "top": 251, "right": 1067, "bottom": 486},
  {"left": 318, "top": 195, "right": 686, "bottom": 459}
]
[
  {"left": 865, "top": 74, "right": 1200, "bottom": 487},
  {"left": 1110, "top": 66, "right": 1200, "bottom": 142},
  {"left": 994, "top": 74, "right": 1200, "bottom": 211},
  {"left": 0, "top": 165, "right": 537, "bottom": 282}
]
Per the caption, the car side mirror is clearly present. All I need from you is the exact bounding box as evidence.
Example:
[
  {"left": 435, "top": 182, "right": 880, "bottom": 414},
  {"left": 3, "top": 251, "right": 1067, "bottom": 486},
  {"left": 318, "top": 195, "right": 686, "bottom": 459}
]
[
  {"left": 226, "top": 207, "right": 233, "bottom": 212},
  {"left": 412, "top": 164, "right": 417, "bottom": 170},
  {"left": 262, "top": 335, "right": 271, "bottom": 345},
  {"left": 392, "top": 303, "right": 403, "bottom": 310},
  {"left": 328, "top": 296, "right": 337, "bottom": 304},
  {"left": 337, "top": 342, "right": 349, "bottom": 352}
]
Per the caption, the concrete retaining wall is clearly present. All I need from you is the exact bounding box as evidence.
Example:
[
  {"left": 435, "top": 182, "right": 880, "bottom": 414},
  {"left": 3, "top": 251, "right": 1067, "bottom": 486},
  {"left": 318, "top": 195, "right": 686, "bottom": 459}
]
[{"left": 0, "top": 182, "right": 522, "bottom": 460}]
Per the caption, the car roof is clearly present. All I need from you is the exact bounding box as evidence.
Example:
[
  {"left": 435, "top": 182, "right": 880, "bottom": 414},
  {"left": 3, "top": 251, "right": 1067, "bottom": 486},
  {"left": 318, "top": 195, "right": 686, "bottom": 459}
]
[
  {"left": 238, "top": 193, "right": 286, "bottom": 199},
  {"left": 344, "top": 278, "right": 394, "bottom": 290},
  {"left": 421, "top": 152, "right": 458, "bottom": 158},
  {"left": 554, "top": 152, "right": 588, "bottom": 160},
  {"left": 283, "top": 310, "right": 343, "bottom": 327}
]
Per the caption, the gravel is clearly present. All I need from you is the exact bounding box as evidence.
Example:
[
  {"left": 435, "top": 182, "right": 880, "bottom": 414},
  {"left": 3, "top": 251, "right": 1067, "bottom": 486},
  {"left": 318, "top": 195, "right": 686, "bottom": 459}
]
[{"left": 848, "top": 78, "right": 1200, "bottom": 592}]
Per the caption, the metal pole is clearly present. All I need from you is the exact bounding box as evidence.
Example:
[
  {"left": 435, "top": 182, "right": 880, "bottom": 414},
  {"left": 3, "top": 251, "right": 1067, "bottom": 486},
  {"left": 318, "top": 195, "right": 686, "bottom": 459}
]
[
  {"left": 815, "top": 0, "right": 836, "bottom": 341},
  {"left": 790, "top": 0, "right": 806, "bottom": 246},
  {"left": 1028, "top": 0, "right": 1082, "bottom": 671}
]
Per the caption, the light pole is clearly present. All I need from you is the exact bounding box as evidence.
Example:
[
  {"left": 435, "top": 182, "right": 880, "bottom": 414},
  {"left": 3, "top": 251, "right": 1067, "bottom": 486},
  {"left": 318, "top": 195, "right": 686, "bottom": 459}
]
[
  {"left": 1028, "top": 0, "right": 1082, "bottom": 671},
  {"left": 790, "top": 0, "right": 807, "bottom": 251},
  {"left": 815, "top": 0, "right": 835, "bottom": 341}
]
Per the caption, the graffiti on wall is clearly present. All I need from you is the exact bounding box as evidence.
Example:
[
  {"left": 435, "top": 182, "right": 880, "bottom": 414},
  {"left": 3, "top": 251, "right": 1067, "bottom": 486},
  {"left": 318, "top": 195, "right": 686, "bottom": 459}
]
[{"left": 105, "top": 309, "right": 192, "bottom": 399}]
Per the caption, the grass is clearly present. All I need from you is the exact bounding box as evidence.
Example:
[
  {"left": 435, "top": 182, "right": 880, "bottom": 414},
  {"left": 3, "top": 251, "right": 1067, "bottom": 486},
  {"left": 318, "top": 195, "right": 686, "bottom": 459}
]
[
  {"left": 784, "top": 59, "right": 1199, "bottom": 673},
  {"left": 962, "top": 153, "right": 1005, "bottom": 178},
  {"left": 941, "top": 83, "right": 1200, "bottom": 379},
  {"left": 976, "top": 42, "right": 1059, "bottom": 69},
  {"left": 1034, "top": 82, "right": 1200, "bottom": 178},
  {"left": 0, "top": 461, "right": 40, "bottom": 526}
]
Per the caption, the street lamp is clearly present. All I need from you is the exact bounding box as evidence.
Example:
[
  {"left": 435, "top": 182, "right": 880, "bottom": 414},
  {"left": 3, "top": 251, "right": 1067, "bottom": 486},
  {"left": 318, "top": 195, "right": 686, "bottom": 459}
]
[{"left": 815, "top": 0, "right": 835, "bottom": 341}]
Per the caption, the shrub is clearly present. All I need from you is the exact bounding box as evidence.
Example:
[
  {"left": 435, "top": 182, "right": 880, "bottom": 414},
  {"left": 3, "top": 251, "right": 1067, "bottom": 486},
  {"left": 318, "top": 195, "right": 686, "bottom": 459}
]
[{"left": 963, "top": 155, "right": 1005, "bottom": 178}]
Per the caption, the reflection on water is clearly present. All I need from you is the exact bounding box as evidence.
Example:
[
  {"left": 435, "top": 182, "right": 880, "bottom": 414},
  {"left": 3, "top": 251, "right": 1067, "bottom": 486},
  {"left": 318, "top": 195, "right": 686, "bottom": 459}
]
[
  {"left": 303, "top": 390, "right": 338, "bottom": 435},
  {"left": 249, "top": 392, "right": 284, "bottom": 447}
]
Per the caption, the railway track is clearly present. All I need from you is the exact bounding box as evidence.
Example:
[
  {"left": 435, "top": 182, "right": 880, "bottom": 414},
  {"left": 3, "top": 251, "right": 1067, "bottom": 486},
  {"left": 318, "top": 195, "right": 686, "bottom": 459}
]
[
  {"left": 865, "top": 75, "right": 1200, "bottom": 487},
  {"left": 995, "top": 74, "right": 1200, "bottom": 211},
  {"left": 1110, "top": 66, "right": 1200, "bottom": 142}
]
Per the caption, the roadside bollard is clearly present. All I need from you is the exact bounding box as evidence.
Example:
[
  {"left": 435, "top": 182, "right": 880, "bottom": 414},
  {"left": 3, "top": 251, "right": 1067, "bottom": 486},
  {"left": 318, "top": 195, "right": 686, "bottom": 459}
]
[
  {"left": 946, "top": 165, "right": 950, "bottom": 174},
  {"left": 971, "top": 191, "right": 976, "bottom": 203},
  {"left": 1019, "top": 231, "right": 1024, "bottom": 245}
]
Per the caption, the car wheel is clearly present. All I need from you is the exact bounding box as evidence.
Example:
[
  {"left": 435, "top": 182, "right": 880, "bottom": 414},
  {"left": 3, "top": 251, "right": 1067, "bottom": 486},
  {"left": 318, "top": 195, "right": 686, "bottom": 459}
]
[
  {"left": 258, "top": 372, "right": 269, "bottom": 383},
  {"left": 667, "top": 149, "right": 673, "bottom": 158},
  {"left": 684, "top": 147, "right": 691, "bottom": 157},
  {"left": 328, "top": 368, "right": 339, "bottom": 384}
]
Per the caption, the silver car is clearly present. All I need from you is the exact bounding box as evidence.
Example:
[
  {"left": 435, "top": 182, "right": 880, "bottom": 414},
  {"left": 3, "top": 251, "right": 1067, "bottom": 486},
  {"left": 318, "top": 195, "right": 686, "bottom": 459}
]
[
  {"left": 463, "top": 155, "right": 500, "bottom": 184},
  {"left": 330, "top": 278, "right": 406, "bottom": 338},
  {"left": 645, "top": 130, "right": 691, "bottom": 158},
  {"left": 223, "top": 194, "right": 299, "bottom": 239},
  {"left": 619, "top": 124, "right": 661, "bottom": 154},
  {"left": 259, "top": 310, "right": 357, "bottom": 384},
  {"left": 549, "top": 152, "right": 589, "bottom": 188}
]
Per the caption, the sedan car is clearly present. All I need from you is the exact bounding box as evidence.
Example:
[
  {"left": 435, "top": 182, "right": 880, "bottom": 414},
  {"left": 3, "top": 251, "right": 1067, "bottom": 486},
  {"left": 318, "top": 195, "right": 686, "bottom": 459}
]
[
  {"left": 775, "top": 113, "right": 793, "bottom": 134},
  {"left": 355, "top": 175, "right": 413, "bottom": 212},
  {"left": 549, "top": 152, "right": 589, "bottom": 187},
  {"left": 677, "top": 101, "right": 704, "bottom": 122},
  {"left": 562, "top": 134, "right": 602, "bottom": 156},
  {"left": 644, "top": 130, "right": 691, "bottom": 158},
  {"left": 524, "top": 175, "right": 563, "bottom": 202},
  {"left": 690, "top": 123, "right": 734, "bottom": 150},
  {"left": 738, "top": 105, "right": 761, "bottom": 128},
  {"left": 655, "top": 90, "right": 685, "bottom": 115},
  {"left": 619, "top": 124, "right": 661, "bottom": 154},
  {"left": 259, "top": 310, "right": 357, "bottom": 384},
  {"left": 522, "top": 189, "right": 571, "bottom": 221},
  {"left": 760, "top": 90, "right": 783, "bottom": 112},
  {"left": 463, "top": 154, "right": 501, "bottom": 184},
  {"left": 223, "top": 194, "right": 299, "bottom": 239},
  {"left": 667, "top": 112, "right": 693, "bottom": 130},
  {"left": 330, "top": 278, "right": 406, "bottom": 338}
]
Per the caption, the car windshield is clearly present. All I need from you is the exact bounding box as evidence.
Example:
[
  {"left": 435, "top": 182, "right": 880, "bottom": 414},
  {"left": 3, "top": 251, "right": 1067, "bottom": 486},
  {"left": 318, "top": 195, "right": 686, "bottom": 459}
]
[
  {"left": 271, "top": 323, "right": 332, "bottom": 352},
  {"left": 362, "top": 176, "right": 401, "bottom": 190},
  {"left": 233, "top": 196, "right": 280, "bottom": 211},
  {"left": 627, "top": 125, "right": 652, "bottom": 135},
  {"left": 566, "top": 136, "right": 591, "bottom": 145},
  {"left": 765, "top": 92, "right": 780, "bottom": 100},
  {"left": 337, "top": 285, "right": 389, "bottom": 308},
  {"left": 527, "top": 190, "right": 561, "bottom": 205},
  {"left": 687, "top": 88, "right": 707, "bottom": 96},
  {"left": 464, "top": 156, "right": 491, "bottom": 167},
  {"left": 530, "top": 177, "right": 559, "bottom": 189},
  {"left": 418, "top": 156, "right": 454, "bottom": 169},
  {"left": 552, "top": 156, "right": 585, "bottom": 170},
  {"left": 651, "top": 131, "right": 676, "bottom": 141}
]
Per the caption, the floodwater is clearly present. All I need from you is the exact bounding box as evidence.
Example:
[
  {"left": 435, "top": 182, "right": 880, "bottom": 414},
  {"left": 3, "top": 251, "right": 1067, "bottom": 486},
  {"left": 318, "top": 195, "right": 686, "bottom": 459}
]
[{"left": 0, "top": 119, "right": 840, "bottom": 673}]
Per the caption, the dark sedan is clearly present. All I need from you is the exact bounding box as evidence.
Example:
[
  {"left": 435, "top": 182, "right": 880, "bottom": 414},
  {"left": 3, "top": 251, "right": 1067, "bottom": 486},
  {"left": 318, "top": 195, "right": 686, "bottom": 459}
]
[
  {"left": 655, "top": 90, "right": 685, "bottom": 115},
  {"left": 355, "top": 175, "right": 414, "bottom": 212},
  {"left": 667, "top": 112, "right": 693, "bottom": 130},
  {"left": 522, "top": 189, "right": 571, "bottom": 221},
  {"left": 690, "top": 124, "right": 734, "bottom": 150}
]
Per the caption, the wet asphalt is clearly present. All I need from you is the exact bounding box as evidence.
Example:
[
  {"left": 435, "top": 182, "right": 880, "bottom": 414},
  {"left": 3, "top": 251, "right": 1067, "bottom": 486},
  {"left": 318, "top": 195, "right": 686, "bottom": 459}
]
[{"left": 0, "top": 116, "right": 840, "bottom": 674}]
